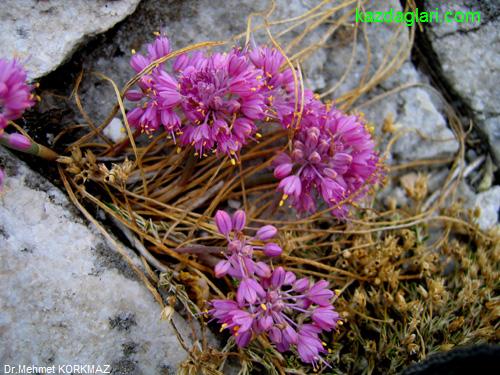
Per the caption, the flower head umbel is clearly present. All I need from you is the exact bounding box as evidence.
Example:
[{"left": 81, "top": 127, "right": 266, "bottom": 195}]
[
  {"left": 177, "top": 49, "right": 265, "bottom": 160},
  {"left": 0, "top": 58, "right": 35, "bottom": 191},
  {"left": 0, "top": 58, "right": 34, "bottom": 130},
  {"left": 274, "top": 103, "right": 381, "bottom": 217},
  {"left": 248, "top": 46, "right": 296, "bottom": 126},
  {"left": 213, "top": 209, "right": 281, "bottom": 280},
  {"left": 210, "top": 266, "right": 340, "bottom": 368},
  {"left": 209, "top": 210, "right": 340, "bottom": 368},
  {"left": 125, "top": 35, "right": 181, "bottom": 136}
]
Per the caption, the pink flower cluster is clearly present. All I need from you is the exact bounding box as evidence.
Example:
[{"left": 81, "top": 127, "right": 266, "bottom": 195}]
[
  {"left": 0, "top": 58, "right": 34, "bottom": 131},
  {"left": 209, "top": 210, "right": 340, "bottom": 368},
  {"left": 126, "top": 35, "right": 381, "bottom": 215},
  {"left": 125, "top": 36, "right": 297, "bottom": 161},
  {"left": 0, "top": 58, "right": 35, "bottom": 191},
  {"left": 274, "top": 91, "right": 381, "bottom": 216}
]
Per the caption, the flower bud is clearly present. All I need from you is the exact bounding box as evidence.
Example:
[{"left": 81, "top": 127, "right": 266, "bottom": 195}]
[
  {"left": 173, "top": 53, "right": 189, "bottom": 71},
  {"left": 291, "top": 148, "right": 304, "bottom": 161},
  {"left": 232, "top": 210, "right": 246, "bottom": 232},
  {"left": 308, "top": 151, "right": 321, "bottom": 164},
  {"left": 263, "top": 242, "right": 282, "bottom": 257},
  {"left": 8, "top": 133, "right": 31, "bottom": 151},
  {"left": 271, "top": 267, "right": 286, "bottom": 288},
  {"left": 323, "top": 168, "right": 337, "bottom": 179},
  {"left": 293, "top": 277, "right": 310, "bottom": 293},
  {"left": 256, "top": 225, "right": 277, "bottom": 240},
  {"left": 284, "top": 271, "right": 296, "bottom": 285},
  {"left": 214, "top": 260, "right": 231, "bottom": 278},
  {"left": 254, "top": 261, "right": 271, "bottom": 278},
  {"left": 124, "top": 90, "right": 144, "bottom": 101},
  {"left": 215, "top": 210, "right": 232, "bottom": 236},
  {"left": 274, "top": 163, "right": 293, "bottom": 179}
]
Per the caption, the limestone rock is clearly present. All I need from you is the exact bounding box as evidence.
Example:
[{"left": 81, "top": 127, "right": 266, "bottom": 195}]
[
  {"left": 0, "top": 0, "right": 141, "bottom": 79},
  {"left": 0, "top": 149, "right": 192, "bottom": 374},
  {"left": 469, "top": 185, "right": 500, "bottom": 231},
  {"left": 425, "top": 0, "right": 500, "bottom": 162}
]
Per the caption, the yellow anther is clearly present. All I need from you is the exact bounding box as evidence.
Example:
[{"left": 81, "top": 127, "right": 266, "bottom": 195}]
[
  {"left": 279, "top": 200, "right": 284, "bottom": 207},
  {"left": 260, "top": 304, "right": 267, "bottom": 311},
  {"left": 131, "top": 49, "right": 136, "bottom": 54},
  {"left": 282, "top": 194, "right": 289, "bottom": 200},
  {"left": 220, "top": 323, "right": 228, "bottom": 332},
  {"left": 153, "top": 31, "right": 161, "bottom": 36},
  {"left": 176, "top": 147, "right": 182, "bottom": 154},
  {"left": 255, "top": 133, "right": 262, "bottom": 138},
  {"left": 194, "top": 152, "right": 199, "bottom": 156},
  {"left": 256, "top": 75, "right": 262, "bottom": 79},
  {"left": 250, "top": 87, "right": 257, "bottom": 91},
  {"left": 335, "top": 289, "right": 342, "bottom": 295},
  {"left": 338, "top": 320, "right": 344, "bottom": 326},
  {"left": 322, "top": 341, "right": 327, "bottom": 347},
  {"left": 230, "top": 159, "right": 236, "bottom": 166}
]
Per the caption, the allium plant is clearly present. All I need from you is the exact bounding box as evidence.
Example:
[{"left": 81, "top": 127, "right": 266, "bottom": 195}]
[
  {"left": 0, "top": 58, "right": 35, "bottom": 191},
  {"left": 209, "top": 210, "right": 340, "bottom": 368},
  {"left": 274, "top": 96, "right": 381, "bottom": 216},
  {"left": 125, "top": 36, "right": 268, "bottom": 161},
  {"left": 125, "top": 35, "right": 381, "bottom": 215},
  {"left": 125, "top": 35, "right": 182, "bottom": 136},
  {"left": 175, "top": 49, "right": 265, "bottom": 158}
]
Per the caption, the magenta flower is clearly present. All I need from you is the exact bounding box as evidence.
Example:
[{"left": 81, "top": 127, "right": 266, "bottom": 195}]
[
  {"left": 0, "top": 58, "right": 35, "bottom": 191},
  {"left": 248, "top": 46, "right": 296, "bottom": 126},
  {"left": 209, "top": 266, "right": 340, "bottom": 367},
  {"left": 297, "top": 324, "right": 327, "bottom": 368},
  {"left": 273, "top": 103, "right": 381, "bottom": 216},
  {"left": 212, "top": 209, "right": 281, "bottom": 279},
  {"left": 125, "top": 35, "right": 181, "bottom": 136},
  {"left": 0, "top": 58, "right": 34, "bottom": 130},
  {"left": 177, "top": 49, "right": 265, "bottom": 159}
]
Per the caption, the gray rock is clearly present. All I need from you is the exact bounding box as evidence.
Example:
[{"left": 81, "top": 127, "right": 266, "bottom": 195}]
[
  {"left": 0, "top": 149, "right": 193, "bottom": 373},
  {"left": 425, "top": 0, "right": 500, "bottom": 162},
  {"left": 469, "top": 185, "right": 500, "bottom": 231},
  {"left": 0, "top": 0, "right": 141, "bottom": 79}
]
